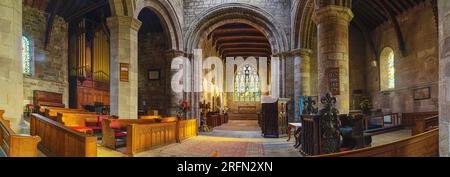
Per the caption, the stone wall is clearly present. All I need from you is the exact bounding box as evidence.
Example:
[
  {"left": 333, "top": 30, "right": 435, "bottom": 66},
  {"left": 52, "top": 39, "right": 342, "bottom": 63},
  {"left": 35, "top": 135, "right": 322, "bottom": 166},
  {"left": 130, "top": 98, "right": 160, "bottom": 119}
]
[
  {"left": 183, "top": 0, "right": 291, "bottom": 34},
  {"left": 365, "top": 4, "right": 439, "bottom": 113},
  {"left": 0, "top": 0, "right": 23, "bottom": 122},
  {"left": 349, "top": 25, "right": 367, "bottom": 110},
  {"left": 22, "top": 6, "right": 69, "bottom": 107},
  {"left": 138, "top": 32, "right": 171, "bottom": 116}
]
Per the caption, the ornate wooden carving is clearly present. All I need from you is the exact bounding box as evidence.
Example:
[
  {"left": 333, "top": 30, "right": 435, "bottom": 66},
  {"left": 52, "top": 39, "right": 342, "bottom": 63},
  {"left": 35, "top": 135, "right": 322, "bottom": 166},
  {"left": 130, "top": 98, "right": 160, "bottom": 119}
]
[
  {"left": 302, "top": 96, "right": 317, "bottom": 115},
  {"left": 318, "top": 93, "right": 341, "bottom": 154}
]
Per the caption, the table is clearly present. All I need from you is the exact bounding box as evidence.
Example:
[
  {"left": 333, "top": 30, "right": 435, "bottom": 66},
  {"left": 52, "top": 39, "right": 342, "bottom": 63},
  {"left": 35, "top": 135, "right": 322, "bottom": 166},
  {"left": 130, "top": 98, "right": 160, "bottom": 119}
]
[{"left": 287, "top": 123, "right": 302, "bottom": 143}]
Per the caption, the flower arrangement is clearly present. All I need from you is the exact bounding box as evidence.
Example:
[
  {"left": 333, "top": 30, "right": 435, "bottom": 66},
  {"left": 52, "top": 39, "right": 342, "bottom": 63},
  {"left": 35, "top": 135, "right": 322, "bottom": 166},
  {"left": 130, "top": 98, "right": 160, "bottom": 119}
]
[
  {"left": 360, "top": 97, "right": 372, "bottom": 115},
  {"left": 177, "top": 100, "right": 191, "bottom": 119}
]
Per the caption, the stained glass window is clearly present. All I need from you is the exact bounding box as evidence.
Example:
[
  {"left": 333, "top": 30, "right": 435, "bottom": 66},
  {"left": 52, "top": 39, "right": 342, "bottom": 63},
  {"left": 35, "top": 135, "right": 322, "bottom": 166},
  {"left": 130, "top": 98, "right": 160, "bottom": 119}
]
[
  {"left": 234, "top": 64, "right": 261, "bottom": 102},
  {"left": 22, "top": 36, "right": 32, "bottom": 75},
  {"left": 380, "top": 47, "right": 395, "bottom": 91},
  {"left": 387, "top": 52, "right": 395, "bottom": 89}
]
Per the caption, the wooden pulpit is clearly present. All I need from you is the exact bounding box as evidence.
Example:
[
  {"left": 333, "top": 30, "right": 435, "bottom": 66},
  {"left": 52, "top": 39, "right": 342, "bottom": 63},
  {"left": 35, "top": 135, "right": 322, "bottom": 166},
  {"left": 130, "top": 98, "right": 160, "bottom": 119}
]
[{"left": 261, "top": 97, "right": 290, "bottom": 138}]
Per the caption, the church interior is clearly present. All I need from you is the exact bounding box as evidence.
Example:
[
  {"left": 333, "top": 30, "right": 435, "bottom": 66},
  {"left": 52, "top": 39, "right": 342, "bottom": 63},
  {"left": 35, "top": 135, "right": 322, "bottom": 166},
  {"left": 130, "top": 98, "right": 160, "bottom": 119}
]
[{"left": 0, "top": 0, "right": 449, "bottom": 157}]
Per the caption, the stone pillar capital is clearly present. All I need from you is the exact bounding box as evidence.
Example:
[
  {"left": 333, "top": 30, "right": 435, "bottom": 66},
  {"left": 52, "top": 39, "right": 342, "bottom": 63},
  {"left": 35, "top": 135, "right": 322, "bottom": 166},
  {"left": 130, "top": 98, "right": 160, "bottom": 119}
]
[
  {"left": 292, "top": 48, "right": 313, "bottom": 57},
  {"left": 107, "top": 16, "right": 142, "bottom": 32},
  {"left": 313, "top": 5, "right": 354, "bottom": 25},
  {"left": 165, "top": 49, "right": 186, "bottom": 58}
]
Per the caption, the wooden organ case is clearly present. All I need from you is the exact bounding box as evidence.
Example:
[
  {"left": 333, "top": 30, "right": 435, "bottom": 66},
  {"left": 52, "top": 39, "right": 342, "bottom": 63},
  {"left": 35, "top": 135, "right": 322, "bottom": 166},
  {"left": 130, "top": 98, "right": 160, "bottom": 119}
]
[
  {"left": 69, "top": 17, "right": 111, "bottom": 110},
  {"left": 261, "top": 97, "right": 290, "bottom": 138}
]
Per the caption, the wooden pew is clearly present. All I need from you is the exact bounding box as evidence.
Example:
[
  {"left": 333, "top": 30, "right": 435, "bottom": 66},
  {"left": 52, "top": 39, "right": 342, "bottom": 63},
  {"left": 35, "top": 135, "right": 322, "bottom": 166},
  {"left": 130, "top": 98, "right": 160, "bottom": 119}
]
[
  {"left": 30, "top": 113, "right": 97, "bottom": 157},
  {"left": 45, "top": 108, "right": 93, "bottom": 119},
  {"left": 140, "top": 115, "right": 162, "bottom": 120},
  {"left": 402, "top": 112, "right": 438, "bottom": 127},
  {"left": 0, "top": 111, "right": 41, "bottom": 157},
  {"left": 103, "top": 118, "right": 198, "bottom": 155},
  {"left": 127, "top": 122, "right": 178, "bottom": 155},
  {"left": 177, "top": 119, "right": 198, "bottom": 143},
  {"left": 311, "top": 129, "right": 439, "bottom": 157},
  {"left": 102, "top": 119, "right": 158, "bottom": 149},
  {"left": 412, "top": 115, "right": 438, "bottom": 136}
]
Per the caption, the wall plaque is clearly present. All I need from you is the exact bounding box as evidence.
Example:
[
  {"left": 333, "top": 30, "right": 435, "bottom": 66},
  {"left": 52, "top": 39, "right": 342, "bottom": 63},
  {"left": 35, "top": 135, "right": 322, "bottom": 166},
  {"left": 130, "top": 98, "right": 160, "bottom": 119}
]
[
  {"left": 414, "top": 87, "right": 431, "bottom": 100},
  {"left": 120, "top": 63, "right": 129, "bottom": 82},
  {"left": 328, "top": 68, "right": 340, "bottom": 95}
]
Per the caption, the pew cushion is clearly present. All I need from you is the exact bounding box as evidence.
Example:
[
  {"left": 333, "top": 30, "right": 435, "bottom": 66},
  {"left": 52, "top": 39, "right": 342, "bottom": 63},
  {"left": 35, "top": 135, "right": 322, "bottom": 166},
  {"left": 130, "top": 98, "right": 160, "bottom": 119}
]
[{"left": 115, "top": 131, "right": 127, "bottom": 137}]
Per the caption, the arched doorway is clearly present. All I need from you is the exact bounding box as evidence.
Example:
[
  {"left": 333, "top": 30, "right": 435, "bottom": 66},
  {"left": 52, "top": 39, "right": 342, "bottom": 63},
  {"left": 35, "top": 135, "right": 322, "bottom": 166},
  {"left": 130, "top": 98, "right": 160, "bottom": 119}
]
[{"left": 137, "top": 8, "right": 172, "bottom": 117}]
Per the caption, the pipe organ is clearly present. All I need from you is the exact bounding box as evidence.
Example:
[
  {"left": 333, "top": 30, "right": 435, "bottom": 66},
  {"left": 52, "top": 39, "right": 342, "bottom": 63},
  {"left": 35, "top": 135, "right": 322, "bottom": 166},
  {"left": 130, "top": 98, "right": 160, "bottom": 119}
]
[{"left": 69, "top": 19, "right": 110, "bottom": 110}]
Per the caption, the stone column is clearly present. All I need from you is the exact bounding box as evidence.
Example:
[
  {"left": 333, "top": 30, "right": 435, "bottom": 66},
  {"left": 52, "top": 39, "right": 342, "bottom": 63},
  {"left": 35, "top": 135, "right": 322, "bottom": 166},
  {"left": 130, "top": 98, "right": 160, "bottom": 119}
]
[
  {"left": 294, "top": 49, "right": 312, "bottom": 121},
  {"left": 165, "top": 50, "right": 185, "bottom": 117},
  {"left": 0, "top": 1, "right": 23, "bottom": 124},
  {"left": 107, "top": 16, "right": 142, "bottom": 119},
  {"left": 438, "top": 0, "right": 450, "bottom": 157},
  {"left": 313, "top": 5, "right": 353, "bottom": 114}
]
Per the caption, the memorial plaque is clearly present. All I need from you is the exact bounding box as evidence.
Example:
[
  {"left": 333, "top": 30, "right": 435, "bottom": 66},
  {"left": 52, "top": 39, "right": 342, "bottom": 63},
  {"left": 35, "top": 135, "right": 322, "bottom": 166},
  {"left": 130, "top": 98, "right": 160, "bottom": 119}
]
[
  {"left": 328, "top": 68, "right": 340, "bottom": 95},
  {"left": 120, "top": 63, "right": 129, "bottom": 82}
]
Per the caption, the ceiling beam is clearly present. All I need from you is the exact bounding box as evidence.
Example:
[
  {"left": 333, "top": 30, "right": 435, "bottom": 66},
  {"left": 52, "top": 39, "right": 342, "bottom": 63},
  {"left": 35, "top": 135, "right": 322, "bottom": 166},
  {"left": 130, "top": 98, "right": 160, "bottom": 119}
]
[
  {"left": 66, "top": 0, "right": 108, "bottom": 22},
  {"left": 378, "top": 0, "right": 407, "bottom": 56},
  {"left": 44, "top": 0, "right": 62, "bottom": 49}
]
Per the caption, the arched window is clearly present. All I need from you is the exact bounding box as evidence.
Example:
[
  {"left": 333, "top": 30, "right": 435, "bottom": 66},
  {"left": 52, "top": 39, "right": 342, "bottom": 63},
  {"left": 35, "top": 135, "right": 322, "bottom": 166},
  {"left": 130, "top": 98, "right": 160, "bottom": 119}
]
[
  {"left": 380, "top": 47, "right": 395, "bottom": 91},
  {"left": 234, "top": 64, "right": 261, "bottom": 102},
  {"left": 21, "top": 36, "right": 32, "bottom": 75}
]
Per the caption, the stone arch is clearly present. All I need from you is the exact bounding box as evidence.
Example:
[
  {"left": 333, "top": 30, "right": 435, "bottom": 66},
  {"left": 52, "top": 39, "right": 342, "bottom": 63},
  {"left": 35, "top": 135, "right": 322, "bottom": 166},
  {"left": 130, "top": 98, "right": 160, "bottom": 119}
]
[
  {"left": 134, "top": 0, "right": 183, "bottom": 51},
  {"left": 184, "top": 3, "right": 289, "bottom": 55},
  {"left": 293, "top": 0, "right": 316, "bottom": 50},
  {"left": 109, "top": 0, "right": 135, "bottom": 16}
]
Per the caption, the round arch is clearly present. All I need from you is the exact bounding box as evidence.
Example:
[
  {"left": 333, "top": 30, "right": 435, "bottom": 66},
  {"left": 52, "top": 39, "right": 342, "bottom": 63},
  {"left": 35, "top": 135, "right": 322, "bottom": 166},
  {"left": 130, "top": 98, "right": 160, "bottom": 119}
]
[
  {"left": 134, "top": 0, "right": 183, "bottom": 51},
  {"left": 184, "top": 3, "right": 289, "bottom": 55},
  {"left": 292, "top": 0, "right": 316, "bottom": 50}
]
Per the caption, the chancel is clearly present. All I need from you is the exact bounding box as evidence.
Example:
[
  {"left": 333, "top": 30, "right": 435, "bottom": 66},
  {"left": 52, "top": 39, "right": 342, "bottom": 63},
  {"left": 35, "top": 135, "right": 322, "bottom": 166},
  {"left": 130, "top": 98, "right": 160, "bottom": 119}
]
[{"left": 0, "top": 0, "right": 449, "bottom": 157}]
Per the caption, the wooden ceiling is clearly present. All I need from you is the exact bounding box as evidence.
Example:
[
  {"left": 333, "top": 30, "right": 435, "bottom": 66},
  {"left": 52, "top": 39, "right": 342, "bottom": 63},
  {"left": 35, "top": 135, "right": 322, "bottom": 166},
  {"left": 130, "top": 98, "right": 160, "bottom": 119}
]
[
  {"left": 23, "top": 0, "right": 110, "bottom": 22},
  {"left": 209, "top": 23, "right": 272, "bottom": 58},
  {"left": 352, "top": 0, "right": 426, "bottom": 30}
]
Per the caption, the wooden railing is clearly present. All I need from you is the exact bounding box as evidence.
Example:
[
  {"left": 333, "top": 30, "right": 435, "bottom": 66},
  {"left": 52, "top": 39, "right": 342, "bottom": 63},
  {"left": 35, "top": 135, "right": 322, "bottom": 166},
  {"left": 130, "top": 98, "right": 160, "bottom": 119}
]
[
  {"left": 0, "top": 111, "right": 41, "bottom": 157},
  {"left": 30, "top": 113, "right": 97, "bottom": 157},
  {"left": 127, "top": 122, "right": 177, "bottom": 155},
  {"left": 412, "top": 115, "right": 439, "bottom": 136},
  {"left": 402, "top": 112, "right": 438, "bottom": 127},
  {"left": 177, "top": 119, "right": 198, "bottom": 143},
  {"left": 364, "top": 113, "right": 400, "bottom": 130},
  {"left": 311, "top": 128, "right": 439, "bottom": 157}
]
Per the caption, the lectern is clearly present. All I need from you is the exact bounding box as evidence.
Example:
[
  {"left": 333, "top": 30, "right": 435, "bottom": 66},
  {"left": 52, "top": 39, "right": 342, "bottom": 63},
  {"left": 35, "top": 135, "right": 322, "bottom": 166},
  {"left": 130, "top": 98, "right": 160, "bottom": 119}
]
[{"left": 261, "top": 97, "right": 290, "bottom": 138}]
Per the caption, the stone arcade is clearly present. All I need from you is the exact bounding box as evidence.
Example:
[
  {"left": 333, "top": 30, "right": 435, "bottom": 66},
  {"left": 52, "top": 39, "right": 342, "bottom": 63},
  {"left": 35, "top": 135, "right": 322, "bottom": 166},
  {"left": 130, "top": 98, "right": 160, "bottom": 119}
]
[{"left": 0, "top": 0, "right": 449, "bottom": 157}]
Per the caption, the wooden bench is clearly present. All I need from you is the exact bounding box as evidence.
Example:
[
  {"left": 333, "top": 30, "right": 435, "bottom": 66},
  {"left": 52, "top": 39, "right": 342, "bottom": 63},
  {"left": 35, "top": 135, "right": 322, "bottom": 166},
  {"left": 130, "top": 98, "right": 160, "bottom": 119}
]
[
  {"left": 34, "top": 91, "right": 65, "bottom": 109},
  {"left": 103, "top": 118, "right": 198, "bottom": 156},
  {"left": 0, "top": 110, "right": 41, "bottom": 157},
  {"left": 412, "top": 115, "right": 438, "bottom": 136},
  {"left": 45, "top": 108, "right": 94, "bottom": 119},
  {"left": 311, "top": 128, "right": 439, "bottom": 157},
  {"left": 30, "top": 113, "right": 97, "bottom": 157},
  {"left": 102, "top": 119, "right": 158, "bottom": 149},
  {"left": 402, "top": 112, "right": 438, "bottom": 127}
]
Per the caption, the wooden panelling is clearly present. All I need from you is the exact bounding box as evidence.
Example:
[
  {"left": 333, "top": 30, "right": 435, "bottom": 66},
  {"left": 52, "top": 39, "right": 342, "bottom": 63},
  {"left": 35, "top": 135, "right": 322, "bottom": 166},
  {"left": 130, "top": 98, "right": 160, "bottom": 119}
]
[
  {"left": 402, "top": 112, "right": 438, "bottom": 127},
  {"left": 127, "top": 122, "right": 177, "bottom": 155},
  {"left": 76, "top": 80, "right": 110, "bottom": 109},
  {"left": 312, "top": 129, "right": 439, "bottom": 157},
  {"left": 33, "top": 91, "right": 65, "bottom": 108},
  {"left": 177, "top": 119, "right": 198, "bottom": 143},
  {"left": 30, "top": 114, "right": 97, "bottom": 157},
  {"left": 0, "top": 111, "right": 41, "bottom": 157}
]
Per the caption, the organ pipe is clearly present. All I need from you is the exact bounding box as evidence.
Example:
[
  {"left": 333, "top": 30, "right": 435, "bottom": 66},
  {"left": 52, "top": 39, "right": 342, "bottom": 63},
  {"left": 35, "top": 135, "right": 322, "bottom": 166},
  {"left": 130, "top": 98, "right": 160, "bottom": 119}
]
[{"left": 71, "top": 19, "right": 110, "bottom": 83}]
